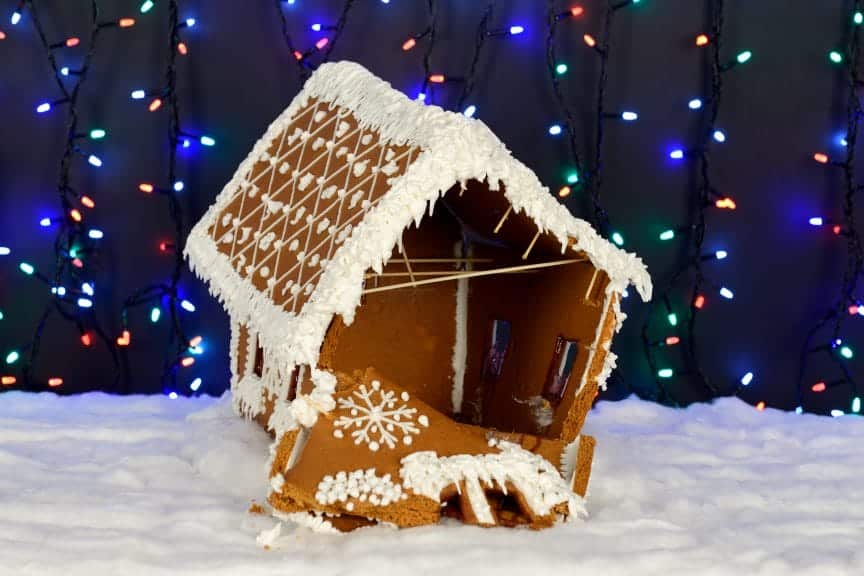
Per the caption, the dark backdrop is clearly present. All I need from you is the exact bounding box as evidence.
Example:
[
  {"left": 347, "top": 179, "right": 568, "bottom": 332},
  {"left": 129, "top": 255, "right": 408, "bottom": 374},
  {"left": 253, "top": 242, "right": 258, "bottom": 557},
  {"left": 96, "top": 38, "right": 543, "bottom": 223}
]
[{"left": 0, "top": 0, "right": 858, "bottom": 413}]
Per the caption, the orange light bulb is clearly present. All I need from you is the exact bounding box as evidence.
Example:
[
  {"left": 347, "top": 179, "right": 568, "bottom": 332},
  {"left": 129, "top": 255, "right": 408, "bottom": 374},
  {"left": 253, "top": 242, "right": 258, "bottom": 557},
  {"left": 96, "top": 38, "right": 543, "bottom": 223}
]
[
  {"left": 66, "top": 37, "right": 81, "bottom": 47},
  {"left": 814, "top": 153, "right": 829, "bottom": 164},
  {"left": 81, "top": 195, "right": 95, "bottom": 208},
  {"left": 69, "top": 209, "right": 82, "bottom": 222},
  {"left": 402, "top": 38, "right": 417, "bottom": 51},
  {"left": 139, "top": 183, "right": 155, "bottom": 194},
  {"left": 81, "top": 332, "right": 93, "bottom": 347},
  {"left": 429, "top": 74, "right": 446, "bottom": 84},
  {"left": 583, "top": 34, "right": 597, "bottom": 48},
  {"left": 756, "top": 401, "right": 766, "bottom": 411},
  {"left": 665, "top": 336, "right": 681, "bottom": 346},
  {"left": 1, "top": 376, "right": 16, "bottom": 386},
  {"left": 116, "top": 330, "right": 131, "bottom": 346},
  {"left": 48, "top": 377, "right": 63, "bottom": 387},
  {"left": 177, "top": 42, "right": 188, "bottom": 55},
  {"left": 715, "top": 197, "right": 737, "bottom": 210},
  {"left": 148, "top": 98, "right": 163, "bottom": 112},
  {"left": 315, "top": 37, "right": 329, "bottom": 50},
  {"left": 695, "top": 34, "right": 709, "bottom": 47},
  {"left": 181, "top": 357, "right": 195, "bottom": 368},
  {"left": 570, "top": 6, "right": 585, "bottom": 17},
  {"left": 558, "top": 186, "right": 572, "bottom": 198},
  {"left": 119, "top": 17, "right": 136, "bottom": 28}
]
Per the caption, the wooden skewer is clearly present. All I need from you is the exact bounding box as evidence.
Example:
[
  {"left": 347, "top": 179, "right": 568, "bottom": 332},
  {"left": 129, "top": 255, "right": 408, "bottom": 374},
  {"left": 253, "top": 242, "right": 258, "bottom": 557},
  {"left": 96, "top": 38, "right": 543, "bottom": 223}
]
[
  {"left": 493, "top": 206, "right": 513, "bottom": 234},
  {"left": 387, "top": 258, "right": 494, "bottom": 264},
  {"left": 584, "top": 268, "right": 600, "bottom": 302},
  {"left": 365, "top": 269, "right": 537, "bottom": 278},
  {"left": 398, "top": 240, "right": 417, "bottom": 287},
  {"left": 363, "top": 258, "right": 586, "bottom": 295},
  {"left": 522, "top": 230, "right": 541, "bottom": 260}
]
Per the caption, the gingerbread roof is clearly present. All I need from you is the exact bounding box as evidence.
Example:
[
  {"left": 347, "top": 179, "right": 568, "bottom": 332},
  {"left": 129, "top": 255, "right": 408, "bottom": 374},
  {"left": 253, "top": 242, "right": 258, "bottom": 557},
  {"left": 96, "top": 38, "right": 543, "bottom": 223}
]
[{"left": 185, "top": 61, "right": 652, "bottom": 393}]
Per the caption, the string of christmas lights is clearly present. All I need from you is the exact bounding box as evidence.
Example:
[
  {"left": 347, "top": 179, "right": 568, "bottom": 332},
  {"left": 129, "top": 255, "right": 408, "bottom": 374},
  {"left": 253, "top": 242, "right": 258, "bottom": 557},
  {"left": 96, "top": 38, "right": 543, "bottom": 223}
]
[
  {"left": 120, "top": 0, "right": 207, "bottom": 396},
  {"left": 2, "top": 1, "right": 136, "bottom": 392},
  {"left": 798, "top": 3, "right": 864, "bottom": 418},
  {"left": 639, "top": 0, "right": 753, "bottom": 406},
  {"left": 274, "top": 0, "right": 359, "bottom": 81}
]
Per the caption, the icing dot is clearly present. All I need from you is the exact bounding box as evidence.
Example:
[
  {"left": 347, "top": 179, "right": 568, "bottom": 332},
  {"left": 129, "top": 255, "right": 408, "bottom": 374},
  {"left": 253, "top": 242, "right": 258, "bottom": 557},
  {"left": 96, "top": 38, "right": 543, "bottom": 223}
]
[
  {"left": 369, "top": 441, "right": 380, "bottom": 452},
  {"left": 333, "top": 429, "right": 344, "bottom": 439},
  {"left": 403, "top": 436, "right": 413, "bottom": 445},
  {"left": 418, "top": 415, "right": 429, "bottom": 427},
  {"left": 400, "top": 392, "right": 409, "bottom": 401}
]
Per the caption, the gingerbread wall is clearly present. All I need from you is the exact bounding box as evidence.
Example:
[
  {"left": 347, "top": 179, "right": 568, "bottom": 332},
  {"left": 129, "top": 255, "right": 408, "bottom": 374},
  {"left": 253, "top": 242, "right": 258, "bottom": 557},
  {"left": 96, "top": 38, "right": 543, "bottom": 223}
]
[
  {"left": 319, "top": 209, "right": 463, "bottom": 416},
  {"left": 460, "top": 253, "right": 610, "bottom": 436}
]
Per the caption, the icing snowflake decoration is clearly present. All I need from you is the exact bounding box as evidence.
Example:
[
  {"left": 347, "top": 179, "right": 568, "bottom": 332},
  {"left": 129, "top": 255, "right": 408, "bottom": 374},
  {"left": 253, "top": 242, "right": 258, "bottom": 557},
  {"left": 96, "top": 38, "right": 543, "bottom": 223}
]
[{"left": 333, "top": 380, "right": 429, "bottom": 451}]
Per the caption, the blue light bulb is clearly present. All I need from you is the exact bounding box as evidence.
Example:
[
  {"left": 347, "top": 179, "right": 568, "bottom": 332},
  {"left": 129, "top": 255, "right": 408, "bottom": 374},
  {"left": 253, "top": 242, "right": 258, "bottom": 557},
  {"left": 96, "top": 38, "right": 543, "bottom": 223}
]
[
  {"left": 713, "top": 129, "right": 726, "bottom": 143},
  {"left": 463, "top": 105, "right": 476, "bottom": 118},
  {"left": 190, "top": 378, "right": 202, "bottom": 391},
  {"left": 36, "top": 102, "right": 51, "bottom": 114},
  {"left": 509, "top": 25, "right": 525, "bottom": 35},
  {"left": 621, "top": 111, "right": 638, "bottom": 121},
  {"left": 88, "top": 155, "right": 102, "bottom": 167},
  {"left": 180, "top": 299, "right": 196, "bottom": 312},
  {"left": 809, "top": 217, "right": 824, "bottom": 226},
  {"left": 688, "top": 98, "right": 703, "bottom": 110},
  {"left": 715, "top": 250, "right": 728, "bottom": 260},
  {"left": 131, "top": 89, "right": 146, "bottom": 100},
  {"left": 199, "top": 135, "right": 216, "bottom": 147},
  {"left": 740, "top": 372, "right": 754, "bottom": 386},
  {"left": 185, "top": 18, "right": 196, "bottom": 27},
  {"left": 719, "top": 287, "right": 734, "bottom": 299},
  {"left": 548, "top": 124, "right": 562, "bottom": 136},
  {"left": 670, "top": 149, "right": 685, "bottom": 160},
  {"left": 88, "top": 229, "right": 104, "bottom": 239}
]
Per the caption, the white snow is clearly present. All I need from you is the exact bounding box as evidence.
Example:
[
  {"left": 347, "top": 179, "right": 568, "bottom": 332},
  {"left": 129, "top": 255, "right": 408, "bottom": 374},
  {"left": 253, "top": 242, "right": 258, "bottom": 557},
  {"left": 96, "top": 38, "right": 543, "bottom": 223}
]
[{"left": 1, "top": 392, "right": 862, "bottom": 575}]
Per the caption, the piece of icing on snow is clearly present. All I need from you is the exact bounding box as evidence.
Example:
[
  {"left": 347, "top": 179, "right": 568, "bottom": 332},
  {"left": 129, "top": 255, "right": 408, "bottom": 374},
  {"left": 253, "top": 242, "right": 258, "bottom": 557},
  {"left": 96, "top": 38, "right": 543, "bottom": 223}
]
[
  {"left": 400, "top": 441, "right": 586, "bottom": 525},
  {"left": 333, "top": 380, "right": 427, "bottom": 451},
  {"left": 315, "top": 468, "right": 408, "bottom": 507},
  {"left": 273, "top": 510, "right": 340, "bottom": 536},
  {"left": 184, "top": 61, "right": 652, "bottom": 419}
]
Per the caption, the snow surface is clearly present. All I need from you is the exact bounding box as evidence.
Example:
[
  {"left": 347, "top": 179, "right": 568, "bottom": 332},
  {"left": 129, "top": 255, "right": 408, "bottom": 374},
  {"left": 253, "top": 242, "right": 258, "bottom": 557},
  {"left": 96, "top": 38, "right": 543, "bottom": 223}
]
[{"left": 1, "top": 392, "right": 862, "bottom": 576}]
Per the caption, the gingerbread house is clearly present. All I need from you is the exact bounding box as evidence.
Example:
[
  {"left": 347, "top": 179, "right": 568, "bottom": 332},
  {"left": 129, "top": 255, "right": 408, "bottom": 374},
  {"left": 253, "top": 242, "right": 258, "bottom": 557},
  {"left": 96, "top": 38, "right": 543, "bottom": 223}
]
[{"left": 185, "top": 61, "right": 651, "bottom": 532}]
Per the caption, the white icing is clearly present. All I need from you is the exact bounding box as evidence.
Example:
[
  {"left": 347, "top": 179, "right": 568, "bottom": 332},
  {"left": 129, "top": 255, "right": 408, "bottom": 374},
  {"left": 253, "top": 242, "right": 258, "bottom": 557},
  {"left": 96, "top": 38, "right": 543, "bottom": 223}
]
[
  {"left": 185, "top": 61, "right": 650, "bottom": 423},
  {"left": 315, "top": 468, "right": 408, "bottom": 507},
  {"left": 333, "top": 380, "right": 426, "bottom": 452},
  {"left": 400, "top": 441, "right": 586, "bottom": 525},
  {"left": 273, "top": 510, "right": 339, "bottom": 535},
  {"left": 450, "top": 244, "right": 470, "bottom": 415}
]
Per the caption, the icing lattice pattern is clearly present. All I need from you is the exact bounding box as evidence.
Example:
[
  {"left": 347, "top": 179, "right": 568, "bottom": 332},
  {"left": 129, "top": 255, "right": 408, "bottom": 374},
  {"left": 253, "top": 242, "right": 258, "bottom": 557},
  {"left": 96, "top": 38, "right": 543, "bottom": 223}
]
[{"left": 208, "top": 99, "right": 419, "bottom": 313}]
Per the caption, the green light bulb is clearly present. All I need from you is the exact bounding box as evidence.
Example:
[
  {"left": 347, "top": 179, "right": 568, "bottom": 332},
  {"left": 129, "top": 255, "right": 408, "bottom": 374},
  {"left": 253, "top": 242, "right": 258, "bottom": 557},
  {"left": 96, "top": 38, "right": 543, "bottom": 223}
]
[
  {"left": 5, "top": 350, "right": 20, "bottom": 365},
  {"left": 566, "top": 170, "right": 579, "bottom": 184},
  {"left": 854, "top": 11, "right": 863, "bottom": 25},
  {"left": 852, "top": 396, "right": 861, "bottom": 413},
  {"left": 89, "top": 129, "right": 106, "bottom": 140},
  {"left": 736, "top": 50, "right": 752, "bottom": 64},
  {"left": 658, "top": 368, "right": 674, "bottom": 378},
  {"left": 140, "top": 0, "right": 154, "bottom": 14},
  {"left": 667, "top": 313, "right": 678, "bottom": 326},
  {"left": 840, "top": 345, "right": 854, "bottom": 359},
  {"left": 555, "top": 63, "right": 568, "bottom": 75},
  {"left": 829, "top": 51, "right": 844, "bottom": 64},
  {"left": 660, "top": 229, "right": 675, "bottom": 241},
  {"left": 611, "top": 232, "right": 624, "bottom": 247},
  {"left": 150, "top": 307, "right": 162, "bottom": 323},
  {"left": 19, "top": 262, "right": 34, "bottom": 275}
]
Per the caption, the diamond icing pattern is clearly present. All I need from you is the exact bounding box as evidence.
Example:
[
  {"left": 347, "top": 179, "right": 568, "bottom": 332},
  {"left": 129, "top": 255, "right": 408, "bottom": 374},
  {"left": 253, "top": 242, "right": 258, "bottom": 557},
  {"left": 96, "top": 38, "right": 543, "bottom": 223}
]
[{"left": 208, "top": 99, "right": 419, "bottom": 312}]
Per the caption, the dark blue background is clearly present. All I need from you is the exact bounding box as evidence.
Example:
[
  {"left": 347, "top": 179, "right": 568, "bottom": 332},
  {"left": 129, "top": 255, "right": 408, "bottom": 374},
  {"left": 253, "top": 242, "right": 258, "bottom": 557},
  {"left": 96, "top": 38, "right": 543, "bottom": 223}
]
[{"left": 0, "top": 0, "right": 859, "bottom": 414}]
